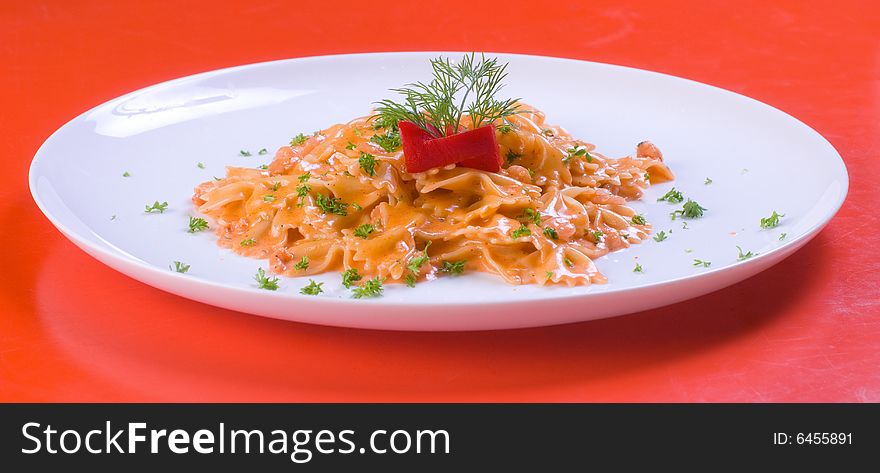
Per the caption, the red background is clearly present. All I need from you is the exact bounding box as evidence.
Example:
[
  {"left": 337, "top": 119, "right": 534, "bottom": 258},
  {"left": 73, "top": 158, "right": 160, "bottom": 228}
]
[{"left": 1, "top": 1, "right": 878, "bottom": 402}]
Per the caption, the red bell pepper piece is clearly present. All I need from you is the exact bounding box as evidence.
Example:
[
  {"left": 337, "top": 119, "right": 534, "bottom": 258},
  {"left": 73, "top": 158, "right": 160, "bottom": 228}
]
[{"left": 398, "top": 121, "right": 501, "bottom": 173}]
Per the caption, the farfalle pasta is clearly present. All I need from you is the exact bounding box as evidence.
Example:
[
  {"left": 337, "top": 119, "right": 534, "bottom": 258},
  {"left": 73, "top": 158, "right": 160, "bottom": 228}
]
[{"left": 192, "top": 105, "right": 673, "bottom": 287}]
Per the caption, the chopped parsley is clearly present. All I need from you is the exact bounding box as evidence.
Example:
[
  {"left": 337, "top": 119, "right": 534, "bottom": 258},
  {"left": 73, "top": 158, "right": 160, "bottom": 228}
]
[
  {"left": 406, "top": 242, "right": 432, "bottom": 275},
  {"left": 296, "top": 172, "right": 311, "bottom": 206},
  {"left": 542, "top": 128, "right": 554, "bottom": 137},
  {"left": 145, "top": 201, "right": 169, "bottom": 213},
  {"left": 239, "top": 150, "right": 252, "bottom": 157},
  {"left": 254, "top": 268, "right": 279, "bottom": 290},
  {"left": 187, "top": 216, "right": 209, "bottom": 233},
  {"left": 123, "top": 171, "right": 131, "bottom": 177},
  {"left": 681, "top": 221, "right": 690, "bottom": 230},
  {"left": 521, "top": 208, "right": 541, "bottom": 225},
  {"left": 293, "top": 256, "right": 309, "bottom": 271},
  {"left": 543, "top": 227, "right": 559, "bottom": 240},
  {"left": 564, "top": 257, "right": 574, "bottom": 268},
  {"left": 352, "top": 277, "right": 384, "bottom": 299},
  {"left": 498, "top": 123, "right": 513, "bottom": 134},
  {"left": 258, "top": 164, "right": 269, "bottom": 170},
  {"left": 704, "top": 177, "right": 712, "bottom": 185},
  {"left": 240, "top": 238, "right": 257, "bottom": 247},
  {"left": 170, "top": 261, "right": 190, "bottom": 273},
  {"left": 441, "top": 260, "right": 467, "bottom": 275},
  {"left": 258, "top": 148, "right": 268, "bottom": 155},
  {"left": 345, "top": 141, "right": 357, "bottom": 150},
  {"left": 290, "top": 133, "right": 309, "bottom": 146},
  {"left": 653, "top": 231, "right": 667, "bottom": 242},
  {"left": 779, "top": 233, "right": 787, "bottom": 241},
  {"left": 300, "top": 280, "right": 324, "bottom": 295},
  {"left": 354, "top": 223, "right": 376, "bottom": 239},
  {"left": 359, "top": 152, "right": 378, "bottom": 177},
  {"left": 511, "top": 224, "right": 531, "bottom": 239},
  {"left": 736, "top": 246, "right": 756, "bottom": 261},
  {"left": 760, "top": 211, "right": 784, "bottom": 229},
  {"left": 269, "top": 181, "right": 281, "bottom": 191},
  {"left": 262, "top": 194, "right": 275, "bottom": 202},
  {"left": 563, "top": 144, "right": 587, "bottom": 164},
  {"left": 546, "top": 271, "right": 554, "bottom": 280},
  {"left": 197, "top": 162, "right": 205, "bottom": 169},
  {"left": 590, "top": 230, "right": 604, "bottom": 242},
  {"left": 693, "top": 259, "right": 711, "bottom": 268},
  {"left": 657, "top": 187, "right": 684, "bottom": 204},
  {"left": 351, "top": 202, "right": 363, "bottom": 211},
  {"left": 633, "top": 263, "right": 643, "bottom": 273},
  {"left": 370, "top": 130, "right": 401, "bottom": 152},
  {"left": 110, "top": 215, "right": 117, "bottom": 220},
  {"left": 671, "top": 199, "right": 707, "bottom": 220},
  {"left": 341, "top": 268, "right": 363, "bottom": 288},
  {"left": 644, "top": 172, "right": 650, "bottom": 182},
  {"left": 505, "top": 149, "right": 522, "bottom": 164},
  {"left": 405, "top": 273, "right": 417, "bottom": 287},
  {"left": 315, "top": 193, "right": 349, "bottom": 216},
  {"left": 631, "top": 214, "right": 647, "bottom": 225}
]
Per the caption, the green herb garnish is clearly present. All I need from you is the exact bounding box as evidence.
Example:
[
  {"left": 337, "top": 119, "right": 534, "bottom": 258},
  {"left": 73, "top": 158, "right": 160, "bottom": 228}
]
[
  {"left": 293, "top": 256, "right": 309, "bottom": 271},
  {"left": 543, "top": 227, "right": 559, "bottom": 240},
  {"left": 405, "top": 273, "right": 417, "bottom": 287},
  {"left": 736, "top": 246, "right": 756, "bottom": 261},
  {"left": 145, "top": 201, "right": 169, "bottom": 213},
  {"left": 779, "top": 233, "right": 787, "bottom": 241},
  {"left": 563, "top": 144, "right": 587, "bottom": 164},
  {"left": 653, "top": 231, "right": 667, "bottom": 242},
  {"left": 359, "top": 152, "right": 378, "bottom": 177},
  {"left": 315, "top": 193, "right": 349, "bottom": 216},
  {"left": 406, "top": 241, "right": 432, "bottom": 275},
  {"left": 258, "top": 148, "right": 268, "bottom": 155},
  {"left": 374, "top": 53, "right": 520, "bottom": 137},
  {"left": 354, "top": 223, "right": 376, "bottom": 239},
  {"left": 345, "top": 141, "right": 357, "bottom": 150},
  {"left": 239, "top": 150, "right": 252, "bottom": 157},
  {"left": 511, "top": 224, "right": 531, "bottom": 239},
  {"left": 187, "top": 216, "right": 209, "bottom": 233},
  {"left": 760, "top": 211, "right": 784, "bottom": 229},
  {"left": 631, "top": 214, "right": 647, "bottom": 225},
  {"left": 590, "top": 230, "right": 604, "bottom": 242},
  {"left": 657, "top": 187, "right": 684, "bottom": 204},
  {"left": 505, "top": 149, "right": 522, "bottom": 164},
  {"left": 262, "top": 194, "right": 275, "bottom": 202},
  {"left": 300, "top": 280, "right": 323, "bottom": 295},
  {"left": 370, "top": 130, "right": 401, "bottom": 152},
  {"left": 693, "top": 259, "right": 711, "bottom": 268},
  {"left": 290, "top": 133, "right": 309, "bottom": 146},
  {"left": 521, "top": 208, "right": 541, "bottom": 225},
  {"left": 441, "top": 260, "right": 466, "bottom": 275},
  {"left": 671, "top": 199, "right": 707, "bottom": 220},
  {"left": 123, "top": 171, "right": 131, "bottom": 177},
  {"left": 633, "top": 263, "right": 643, "bottom": 273},
  {"left": 240, "top": 238, "right": 257, "bottom": 247},
  {"left": 342, "top": 268, "right": 363, "bottom": 288},
  {"left": 254, "top": 268, "right": 279, "bottom": 290},
  {"left": 352, "top": 277, "right": 384, "bottom": 299},
  {"left": 170, "top": 261, "right": 190, "bottom": 273},
  {"left": 704, "top": 177, "right": 712, "bottom": 185}
]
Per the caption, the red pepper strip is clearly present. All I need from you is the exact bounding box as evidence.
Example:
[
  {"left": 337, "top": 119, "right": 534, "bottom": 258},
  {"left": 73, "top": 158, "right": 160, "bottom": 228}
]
[
  {"left": 434, "top": 125, "right": 501, "bottom": 173},
  {"left": 399, "top": 121, "right": 501, "bottom": 173}
]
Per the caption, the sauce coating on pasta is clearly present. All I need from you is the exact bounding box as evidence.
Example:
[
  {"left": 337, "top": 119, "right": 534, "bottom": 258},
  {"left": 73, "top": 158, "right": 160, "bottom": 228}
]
[{"left": 192, "top": 105, "right": 673, "bottom": 286}]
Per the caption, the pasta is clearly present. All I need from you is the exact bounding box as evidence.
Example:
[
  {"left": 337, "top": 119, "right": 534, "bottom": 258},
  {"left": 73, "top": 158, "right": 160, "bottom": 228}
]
[{"left": 192, "top": 105, "right": 673, "bottom": 287}]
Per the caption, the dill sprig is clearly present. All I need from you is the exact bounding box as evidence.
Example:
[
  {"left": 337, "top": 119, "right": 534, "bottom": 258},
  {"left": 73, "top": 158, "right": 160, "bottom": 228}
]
[{"left": 374, "top": 53, "right": 520, "bottom": 138}]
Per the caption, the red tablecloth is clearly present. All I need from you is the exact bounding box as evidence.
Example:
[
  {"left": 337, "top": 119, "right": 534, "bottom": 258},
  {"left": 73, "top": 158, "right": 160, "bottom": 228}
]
[{"left": 2, "top": 1, "right": 878, "bottom": 402}]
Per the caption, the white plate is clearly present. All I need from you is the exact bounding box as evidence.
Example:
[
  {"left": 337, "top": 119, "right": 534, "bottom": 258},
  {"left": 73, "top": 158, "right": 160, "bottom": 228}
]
[{"left": 29, "top": 52, "right": 848, "bottom": 331}]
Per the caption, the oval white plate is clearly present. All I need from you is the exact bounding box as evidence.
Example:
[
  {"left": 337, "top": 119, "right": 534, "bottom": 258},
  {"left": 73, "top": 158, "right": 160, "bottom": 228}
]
[{"left": 29, "top": 52, "right": 847, "bottom": 331}]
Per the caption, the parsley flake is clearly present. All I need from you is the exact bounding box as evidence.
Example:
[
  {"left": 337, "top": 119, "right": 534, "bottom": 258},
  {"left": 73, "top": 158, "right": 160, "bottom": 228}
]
[
  {"left": 633, "top": 263, "right": 643, "bottom": 273},
  {"left": 521, "top": 208, "right": 541, "bottom": 226},
  {"left": 671, "top": 199, "right": 707, "bottom": 220},
  {"left": 653, "top": 231, "right": 667, "bottom": 242},
  {"left": 441, "top": 260, "right": 467, "bottom": 275},
  {"left": 736, "top": 246, "right": 756, "bottom": 261},
  {"left": 543, "top": 227, "right": 559, "bottom": 240},
  {"left": 197, "top": 162, "right": 205, "bottom": 169},
  {"left": 262, "top": 194, "right": 275, "bottom": 202},
  {"left": 370, "top": 130, "right": 401, "bottom": 152},
  {"left": 631, "top": 214, "right": 647, "bottom": 225},
  {"left": 123, "top": 171, "right": 131, "bottom": 177},
  {"left": 300, "top": 280, "right": 324, "bottom": 295},
  {"left": 760, "top": 211, "right": 785, "bottom": 230},
  {"left": 511, "top": 224, "right": 531, "bottom": 239},
  {"left": 315, "top": 193, "right": 349, "bottom": 216},
  {"left": 354, "top": 223, "right": 376, "bottom": 239},
  {"left": 187, "top": 216, "right": 209, "bottom": 233},
  {"left": 359, "top": 152, "right": 378, "bottom": 177},
  {"left": 779, "top": 233, "right": 787, "bottom": 241},
  {"left": 352, "top": 276, "right": 384, "bottom": 299},
  {"left": 240, "top": 238, "right": 257, "bottom": 247},
  {"left": 345, "top": 141, "right": 357, "bottom": 150},
  {"left": 145, "top": 201, "right": 169, "bottom": 213},
  {"left": 341, "top": 268, "right": 363, "bottom": 288},
  {"left": 704, "top": 177, "right": 712, "bottom": 185},
  {"left": 258, "top": 148, "right": 268, "bottom": 155},
  {"left": 239, "top": 150, "right": 252, "bottom": 157},
  {"left": 505, "top": 149, "right": 522, "bottom": 164},
  {"left": 290, "top": 133, "right": 309, "bottom": 146},
  {"left": 657, "top": 187, "right": 684, "bottom": 204},
  {"left": 170, "top": 261, "right": 190, "bottom": 273},
  {"left": 693, "top": 259, "right": 711, "bottom": 268},
  {"left": 293, "top": 256, "right": 309, "bottom": 271},
  {"left": 406, "top": 242, "right": 432, "bottom": 275},
  {"left": 254, "top": 268, "right": 279, "bottom": 290}
]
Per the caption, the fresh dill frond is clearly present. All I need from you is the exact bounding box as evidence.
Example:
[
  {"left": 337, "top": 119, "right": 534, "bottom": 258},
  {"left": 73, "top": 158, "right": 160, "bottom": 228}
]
[{"left": 374, "top": 53, "right": 520, "bottom": 137}]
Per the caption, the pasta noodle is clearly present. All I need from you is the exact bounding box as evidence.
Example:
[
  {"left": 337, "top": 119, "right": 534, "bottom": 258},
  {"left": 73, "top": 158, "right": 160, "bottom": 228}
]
[{"left": 192, "top": 105, "right": 673, "bottom": 286}]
